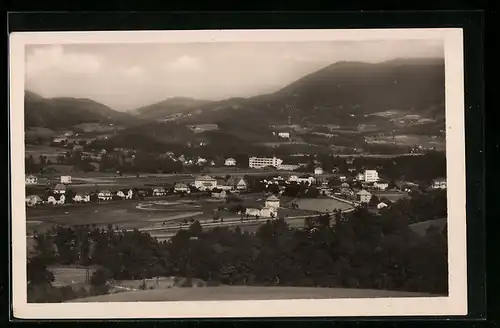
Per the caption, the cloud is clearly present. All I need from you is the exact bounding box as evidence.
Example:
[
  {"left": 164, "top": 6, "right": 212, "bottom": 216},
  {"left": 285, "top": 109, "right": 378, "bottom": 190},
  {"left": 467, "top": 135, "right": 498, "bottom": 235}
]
[
  {"left": 120, "top": 66, "right": 145, "bottom": 78},
  {"left": 26, "top": 45, "right": 101, "bottom": 78},
  {"left": 166, "top": 55, "right": 203, "bottom": 72}
]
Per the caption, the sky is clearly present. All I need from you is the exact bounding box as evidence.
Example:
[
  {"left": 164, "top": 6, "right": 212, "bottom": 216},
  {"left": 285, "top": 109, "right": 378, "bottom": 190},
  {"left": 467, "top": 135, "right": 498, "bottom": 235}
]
[{"left": 25, "top": 40, "right": 444, "bottom": 111}]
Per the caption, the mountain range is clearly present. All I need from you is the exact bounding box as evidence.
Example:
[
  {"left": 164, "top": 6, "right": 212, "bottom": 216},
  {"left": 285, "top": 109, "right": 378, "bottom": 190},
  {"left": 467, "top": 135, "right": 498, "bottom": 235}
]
[{"left": 25, "top": 57, "right": 445, "bottom": 139}]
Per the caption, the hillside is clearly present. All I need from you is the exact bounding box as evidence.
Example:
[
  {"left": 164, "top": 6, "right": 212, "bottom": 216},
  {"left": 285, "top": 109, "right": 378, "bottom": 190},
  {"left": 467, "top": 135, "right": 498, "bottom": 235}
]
[
  {"left": 68, "top": 286, "right": 436, "bottom": 303},
  {"left": 163, "top": 58, "right": 446, "bottom": 128},
  {"left": 24, "top": 91, "right": 141, "bottom": 129},
  {"left": 131, "top": 97, "right": 213, "bottom": 119}
]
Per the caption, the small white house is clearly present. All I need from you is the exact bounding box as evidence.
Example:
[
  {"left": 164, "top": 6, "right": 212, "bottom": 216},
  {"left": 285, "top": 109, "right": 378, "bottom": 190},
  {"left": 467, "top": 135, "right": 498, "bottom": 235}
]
[
  {"left": 47, "top": 194, "right": 65, "bottom": 205},
  {"left": 73, "top": 193, "right": 90, "bottom": 203},
  {"left": 98, "top": 190, "right": 113, "bottom": 201},
  {"left": 61, "top": 175, "right": 72, "bottom": 184},
  {"left": 377, "top": 202, "right": 389, "bottom": 210},
  {"left": 356, "top": 189, "right": 372, "bottom": 203},
  {"left": 53, "top": 183, "right": 66, "bottom": 194},
  {"left": 288, "top": 175, "right": 298, "bottom": 183},
  {"left": 224, "top": 158, "right": 237, "bottom": 166},
  {"left": 25, "top": 175, "right": 38, "bottom": 185},
  {"left": 153, "top": 187, "right": 166, "bottom": 196},
  {"left": 26, "top": 195, "right": 43, "bottom": 207},
  {"left": 356, "top": 173, "right": 365, "bottom": 181},
  {"left": 174, "top": 183, "right": 190, "bottom": 194},
  {"left": 278, "top": 132, "right": 290, "bottom": 139},
  {"left": 265, "top": 195, "right": 281, "bottom": 209},
  {"left": 314, "top": 167, "right": 324, "bottom": 175},
  {"left": 116, "top": 189, "right": 133, "bottom": 199},
  {"left": 338, "top": 175, "right": 347, "bottom": 182},
  {"left": 432, "top": 178, "right": 447, "bottom": 189}
]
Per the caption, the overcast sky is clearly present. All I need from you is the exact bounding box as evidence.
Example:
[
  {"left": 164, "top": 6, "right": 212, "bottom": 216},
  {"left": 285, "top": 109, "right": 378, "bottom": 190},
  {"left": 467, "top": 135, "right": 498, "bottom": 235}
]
[{"left": 25, "top": 40, "right": 443, "bottom": 111}]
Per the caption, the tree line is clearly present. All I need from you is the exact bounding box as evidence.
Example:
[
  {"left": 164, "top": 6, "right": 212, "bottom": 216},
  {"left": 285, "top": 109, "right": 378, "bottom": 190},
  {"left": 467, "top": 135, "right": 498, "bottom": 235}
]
[{"left": 28, "top": 191, "right": 448, "bottom": 302}]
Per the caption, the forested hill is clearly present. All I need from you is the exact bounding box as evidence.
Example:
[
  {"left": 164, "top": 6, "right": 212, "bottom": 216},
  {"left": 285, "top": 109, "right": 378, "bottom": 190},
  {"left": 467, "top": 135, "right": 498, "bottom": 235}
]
[{"left": 24, "top": 91, "right": 140, "bottom": 129}]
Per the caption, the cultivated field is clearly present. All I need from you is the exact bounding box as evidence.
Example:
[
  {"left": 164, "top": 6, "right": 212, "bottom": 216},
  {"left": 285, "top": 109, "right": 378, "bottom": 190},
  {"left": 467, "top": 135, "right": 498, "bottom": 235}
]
[{"left": 68, "top": 286, "right": 436, "bottom": 302}]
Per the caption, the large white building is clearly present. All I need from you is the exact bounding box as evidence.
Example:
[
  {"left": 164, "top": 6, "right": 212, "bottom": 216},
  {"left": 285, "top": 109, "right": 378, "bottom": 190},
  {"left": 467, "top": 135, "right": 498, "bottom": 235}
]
[
  {"left": 194, "top": 175, "right": 218, "bottom": 191},
  {"left": 249, "top": 156, "right": 283, "bottom": 169},
  {"left": 363, "top": 170, "right": 379, "bottom": 183},
  {"left": 61, "top": 175, "right": 72, "bottom": 184}
]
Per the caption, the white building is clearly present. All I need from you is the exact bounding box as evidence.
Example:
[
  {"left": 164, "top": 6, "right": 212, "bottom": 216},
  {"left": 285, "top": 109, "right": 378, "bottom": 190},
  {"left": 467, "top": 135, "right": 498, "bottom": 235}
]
[
  {"left": 194, "top": 175, "right": 218, "bottom": 191},
  {"left": 47, "top": 194, "right": 65, "bottom": 205},
  {"left": 431, "top": 178, "right": 447, "bottom": 189},
  {"left": 61, "top": 175, "right": 72, "bottom": 184},
  {"left": 377, "top": 202, "right": 389, "bottom": 210},
  {"left": 363, "top": 170, "right": 379, "bottom": 183},
  {"left": 278, "top": 132, "right": 290, "bottom": 139},
  {"left": 73, "top": 193, "right": 90, "bottom": 203},
  {"left": 265, "top": 195, "right": 281, "bottom": 209},
  {"left": 356, "top": 173, "right": 365, "bottom": 181},
  {"left": 297, "top": 175, "right": 316, "bottom": 185},
  {"left": 26, "top": 195, "right": 43, "bottom": 207},
  {"left": 278, "top": 163, "right": 300, "bottom": 171},
  {"left": 249, "top": 156, "right": 283, "bottom": 169},
  {"left": 174, "top": 183, "right": 190, "bottom": 194},
  {"left": 245, "top": 195, "right": 280, "bottom": 219},
  {"left": 25, "top": 175, "right": 38, "bottom": 185},
  {"left": 196, "top": 157, "right": 208, "bottom": 165},
  {"left": 314, "top": 167, "right": 324, "bottom": 175},
  {"left": 53, "top": 183, "right": 66, "bottom": 194},
  {"left": 153, "top": 187, "right": 166, "bottom": 196},
  {"left": 374, "top": 181, "right": 389, "bottom": 191},
  {"left": 98, "top": 190, "right": 113, "bottom": 201},
  {"left": 224, "top": 158, "right": 237, "bottom": 166},
  {"left": 356, "top": 189, "right": 372, "bottom": 203}
]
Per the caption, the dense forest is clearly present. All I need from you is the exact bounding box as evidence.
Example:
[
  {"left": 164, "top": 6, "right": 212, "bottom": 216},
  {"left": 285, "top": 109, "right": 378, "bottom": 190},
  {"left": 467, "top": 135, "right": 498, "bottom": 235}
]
[{"left": 28, "top": 191, "right": 448, "bottom": 303}]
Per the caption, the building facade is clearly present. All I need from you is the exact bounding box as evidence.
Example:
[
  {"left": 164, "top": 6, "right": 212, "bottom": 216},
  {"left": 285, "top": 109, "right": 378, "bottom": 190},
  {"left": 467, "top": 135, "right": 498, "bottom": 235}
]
[
  {"left": 249, "top": 157, "right": 283, "bottom": 169},
  {"left": 432, "top": 178, "right": 447, "bottom": 189},
  {"left": 224, "top": 158, "right": 237, "bottom": 166},
  {"left": 194, "top": 175, "right": 218, "bottom": 191},
  {"left": 363, "top": 170, "right": 379, "bottom": 183},
  {"left": 61, "top": 175, "right": 72, "bottom": 184},
  {"left": 25, "top": 175, "right": 38, "bottom": 185}
]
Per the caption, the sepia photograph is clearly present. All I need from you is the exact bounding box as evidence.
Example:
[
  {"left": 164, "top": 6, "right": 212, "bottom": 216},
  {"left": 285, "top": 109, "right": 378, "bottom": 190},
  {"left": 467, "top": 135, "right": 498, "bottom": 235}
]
[{"left": 9, "top": 28, "right": 467, "bottom": 318}]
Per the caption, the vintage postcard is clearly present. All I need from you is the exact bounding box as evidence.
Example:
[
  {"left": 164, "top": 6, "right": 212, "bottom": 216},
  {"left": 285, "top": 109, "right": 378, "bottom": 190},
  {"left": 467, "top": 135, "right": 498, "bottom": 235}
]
[{"left": 9, "top": 28, "right": 467, "bottom": 319}]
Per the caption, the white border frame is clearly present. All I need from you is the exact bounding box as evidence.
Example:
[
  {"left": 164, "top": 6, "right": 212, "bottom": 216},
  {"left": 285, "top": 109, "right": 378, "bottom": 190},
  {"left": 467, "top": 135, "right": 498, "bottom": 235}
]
[{"left": 9, "top": 28, "right": 467, "bottom": 319}]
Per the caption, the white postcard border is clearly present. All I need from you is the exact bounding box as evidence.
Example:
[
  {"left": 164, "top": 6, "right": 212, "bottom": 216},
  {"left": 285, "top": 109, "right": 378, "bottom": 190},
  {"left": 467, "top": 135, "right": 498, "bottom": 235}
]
[{"left": 9, "top": 28, "right": 467, "bottom": 319}]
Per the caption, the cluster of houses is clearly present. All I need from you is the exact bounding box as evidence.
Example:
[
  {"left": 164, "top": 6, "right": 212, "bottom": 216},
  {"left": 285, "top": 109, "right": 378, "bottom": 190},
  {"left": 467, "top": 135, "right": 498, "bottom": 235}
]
[{"left": 25, "top": 173, "right": 250, "bottom": 208}]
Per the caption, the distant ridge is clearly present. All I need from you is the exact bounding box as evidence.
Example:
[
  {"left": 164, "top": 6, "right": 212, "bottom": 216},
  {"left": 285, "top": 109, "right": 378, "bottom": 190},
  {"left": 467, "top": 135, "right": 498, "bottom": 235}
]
[{"left": 24, "top": 90, "right": 140, "bottom": 129}]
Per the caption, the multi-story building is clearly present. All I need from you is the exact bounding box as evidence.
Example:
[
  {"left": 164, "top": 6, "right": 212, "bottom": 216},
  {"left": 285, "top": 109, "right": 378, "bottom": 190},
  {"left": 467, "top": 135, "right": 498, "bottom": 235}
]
[
  {"left": 363, "top": 170, "right": 379, "bottom": 183},
  {"left": 249, "top": 156, "right": 283, "bottom": 169}
]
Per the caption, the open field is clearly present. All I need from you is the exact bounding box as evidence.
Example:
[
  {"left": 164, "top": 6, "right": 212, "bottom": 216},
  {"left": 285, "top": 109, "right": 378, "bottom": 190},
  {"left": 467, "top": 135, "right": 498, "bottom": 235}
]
[
  {"left": 365, "top": 134, "right": 445, "bottom": 150},
  {"left": 68, "top": 286, "right": 437, "bottom": 302},
  {"left": 295, "top": 198, "right": 353, "bottom": 213}
]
